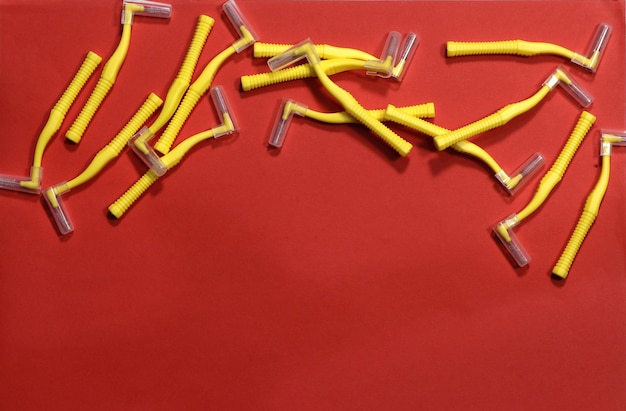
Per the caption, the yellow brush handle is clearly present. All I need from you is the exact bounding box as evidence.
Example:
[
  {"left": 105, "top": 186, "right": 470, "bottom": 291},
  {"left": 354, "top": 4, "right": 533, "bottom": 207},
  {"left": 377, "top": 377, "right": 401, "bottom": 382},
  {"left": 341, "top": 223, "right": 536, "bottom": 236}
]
[
  {"left": 447, "top": 40, "right": 574, "bottom": 59},
  {"left": 546, "top": 111, "right": 594, "bottom": 177},
  {"left": 448, "top": 40, "right": 520, "bottom": 56},
  {"left": 516, "top": 111, "right": 595, "bottom": 221},
  {"left": 254, "top": 42, "right": 377, "bottom": 61},
  {"left": 177, "top": 16, "right": 214, "bottom": 85},
  {"left": 241, "top": 59, "right": 366, "bottom": 92},
  {"left": 108, "top": 169, "right": 160, "bottom": 218},
  {"left": 66, "top": 25, "right": 132, "bottom": 143},
  {"left": 149, "top": 15, "right": 215, "bottom": 133},
  {"left": 306, "top": 103, "right": 435, "bottom": 124},
  {"left": 32, "top": 51, "right": 102, "bottom": 168},
  {"left": 365, "top": 103, "right": 435, "bottom": 122},
  {"left": 552, "top": 155, "right": 610, "bottom": 279},
  {"left": 66, "top": 93, "right": 163, "bottom": 190},
  {"left": 401, "top": 103, "right": 437, "bottom": 119},
  {"left": 52, "top": 52, "right": 103, "bottom": 121},
  {"left": 65, "top": 77, "right": 113, "bottom": 143},
  {"left": 241, "top": 64, "right": 315, "bottom": 91},
  {"left": 553, "top": 211, "right": 597, "bottom": 279}
]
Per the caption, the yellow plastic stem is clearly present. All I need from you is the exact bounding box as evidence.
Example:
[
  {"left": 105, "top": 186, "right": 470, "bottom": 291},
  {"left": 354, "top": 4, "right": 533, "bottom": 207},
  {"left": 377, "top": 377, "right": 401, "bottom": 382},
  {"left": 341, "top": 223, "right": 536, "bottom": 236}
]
[
  {"left": 516, "top": 111, "right": 595, "bottom": 222},
  {"left": 385, "top": 104, "right": 503, "bottom": 173},
  {"left": 65, "top": 93, "right": 163, "bottom": 190},
  {"left": 108, "top": 128, "right": 215, "bottom": 218},
  {"left": 552, "top": 155, "right": 610, "bottom": 279},
  {"left": 66, "top": 24, "right": 132, "bottom": 143},
  {"left": 148, "top": 15, "right": 215, "bottom": 134},
  {"left": 241, "top": 59, "right": 369, "bottom": 92},
  {"left": 154, "top": 46, "right": 236, "bottom": 155},
  {"left": 108, "top": 169, "right": 160, "bottom": 218},
  {"left": 305, "top": 103, "right": 435, "bottom": 124},
  {"left": 447, "top": 40, "right": 575, "bottom": 59},
  {"left": 254, "top": 42, "right": 377, "bottom": 61},
  {"left": 16, "top": 52, "right": 102, "bottom": 192},
  {"left": 434, "top": 86, "right": 551, "bottom": 151}
]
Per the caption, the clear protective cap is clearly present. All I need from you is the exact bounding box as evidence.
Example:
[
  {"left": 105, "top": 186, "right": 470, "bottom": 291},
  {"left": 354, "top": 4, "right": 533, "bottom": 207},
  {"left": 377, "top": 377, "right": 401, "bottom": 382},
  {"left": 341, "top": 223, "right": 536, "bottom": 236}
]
[
  {"left": 268, "top": 99, "right": 307, "bottom": 148},
  {"left": 495, "top": 152, "right": 545, "bottom": 195},
  {"left": 223, "top": 0, "right": 259, "bottom": 52},
  {"left": 122, "top": 0, "right": 172, "bottom": 24},
  {"left": 492, "top": 214, "right": 530, "bottom": 267},
  {"left": 128, "top": 126, "right": 168, "bottom": 176},
  {"left": 43, "top": 183, "right": 73, "bottom": 235},
  {"left": 600, "top": 129, "right": 626, "bottom": 155},
  {"left": 391, "top": 32, "right": 420, "bottom": 81},
  {"left": 571, "top": 23, "right": 612, "bottom": 72},
  {"left": 0, "top": 166, "right": 43, "bottom": 194},
  {"left": 365, "top": 31, "right": 402, "bottom": 78},
  {"left": 268, "top": 39, "right": 320, "bottom": 72},
  {"left": 209, "top": 86, "right": 240, "bottom": 138},
  {"left": 543, "top": 66, "right": 593, "bottom": 107}
]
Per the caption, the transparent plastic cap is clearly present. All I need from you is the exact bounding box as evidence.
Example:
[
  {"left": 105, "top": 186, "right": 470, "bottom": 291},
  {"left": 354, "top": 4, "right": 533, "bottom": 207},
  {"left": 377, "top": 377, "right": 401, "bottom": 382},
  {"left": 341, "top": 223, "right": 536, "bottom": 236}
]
[
  {"left": 495, "top": 152, "right": 545, "bottom": 195},
  {"left": 122, "top": 0, "right": 172, "bottom": 24},
  {"left": 209, "top": 86, "right": 240, "bottom": 138},
  {"left": 268, "top": 39, "right": 320, "bottom": 72},
  {"left": 543, "top": 66, "right": 593, "bottom": 107},
  {"left": 493, "top": 214, "right": 530, "bottom": 267},
  {"left": 223, "top": 0, "right": 259, "bottom": 52},
  {"left": 365, "top": 31, "right": 402, "bottom": 78},
  {"left": 128, "top": 126, "right": 168, "bottom": 176},
  {"left": 0, "top": 166, "right": 43, "bottom": 194},
  {"left": 268, "top": 99, "right": 307, "bottom": 148},
  {"left": 571, "top": 23, "right": 612, "bottom": 72},
  {"left": 43, "top": 184, "right": 73, "bottom": 235},
  {"left": 392, "top": 32, "right": 419, "bottom": 81},
  {"left": 600, "top": 129, "right": 626, "bottom": 155}
]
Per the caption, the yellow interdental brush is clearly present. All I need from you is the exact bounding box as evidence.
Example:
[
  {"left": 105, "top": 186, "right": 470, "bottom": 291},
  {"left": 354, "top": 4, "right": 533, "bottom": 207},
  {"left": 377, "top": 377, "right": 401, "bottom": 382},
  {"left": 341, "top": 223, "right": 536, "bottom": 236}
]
[
  {"left": 493, "top": 111, "right": 596, "bottom": 267},
  {"left": 552, "top": 130, "right": 626, "bottom": 280},
  {"left": 65, "top": 0, "right": 171, "bottom": 144},
  {"left": 447, "top": 23, "right": 611, "bottom": 72}
]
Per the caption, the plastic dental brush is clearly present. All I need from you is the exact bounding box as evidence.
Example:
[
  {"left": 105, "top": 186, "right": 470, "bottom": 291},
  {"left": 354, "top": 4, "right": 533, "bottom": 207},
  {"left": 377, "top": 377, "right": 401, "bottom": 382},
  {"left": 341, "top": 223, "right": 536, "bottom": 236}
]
[
  {"left": 0, "top": 52, "right": 102, "bottom": 194},
  {"left": 493, "top": 111, "right": 596, "bottom": 267},
  {"left": 384, "top": 104, "right": 544, "bottom": 194},
  {"left": 43, "top": 93, "right": 163, "bottom": 234},
  {"left": 552, "top": 130, "right": 626, "bottom": 280},
  {"left": 150, "top": 0, "right": 258, "bottom": 156},
  {"left": 241, "top": 32, "right": 419, "bottom": 91},
  {"left": 136, "top": 14, "right": 215, "bottom": 137},
  {"left": 65, "top": 0, "right": 172, "bottom": 144},
  {"left": 268, "top": 99, "right": 435, "bottom": 148},
  {"left": 433, "top": 66, "right": 593, "bottom": 151},
  {"left": 447, "top": 23, "right": 612, "bottom": 72},
  {"left": 108, "top": 86, "right": 238, "bottom": 219},
  {"left": 125, "top": 14, "right": 216, "bottom": 173}
]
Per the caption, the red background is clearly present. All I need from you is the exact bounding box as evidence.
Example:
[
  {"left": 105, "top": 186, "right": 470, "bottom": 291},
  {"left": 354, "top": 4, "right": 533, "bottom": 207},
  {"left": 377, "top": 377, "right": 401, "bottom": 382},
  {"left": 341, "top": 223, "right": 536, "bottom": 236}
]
[{"left": 1, "top": 0, "right": 625, "bottom": 409}]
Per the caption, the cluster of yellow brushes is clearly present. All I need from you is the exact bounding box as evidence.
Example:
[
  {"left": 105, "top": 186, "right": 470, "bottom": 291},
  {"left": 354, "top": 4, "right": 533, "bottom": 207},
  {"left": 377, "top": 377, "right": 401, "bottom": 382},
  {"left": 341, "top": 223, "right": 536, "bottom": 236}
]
[{"left": 0, "top": 1, "right": 622, "bottom": 282}]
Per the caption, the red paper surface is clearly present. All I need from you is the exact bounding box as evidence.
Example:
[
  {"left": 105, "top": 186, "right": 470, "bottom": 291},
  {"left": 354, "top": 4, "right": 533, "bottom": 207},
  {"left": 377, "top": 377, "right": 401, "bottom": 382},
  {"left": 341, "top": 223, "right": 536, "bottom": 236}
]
[{"left": 1, "top": 0, "right": 625, "bottom": 409}]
